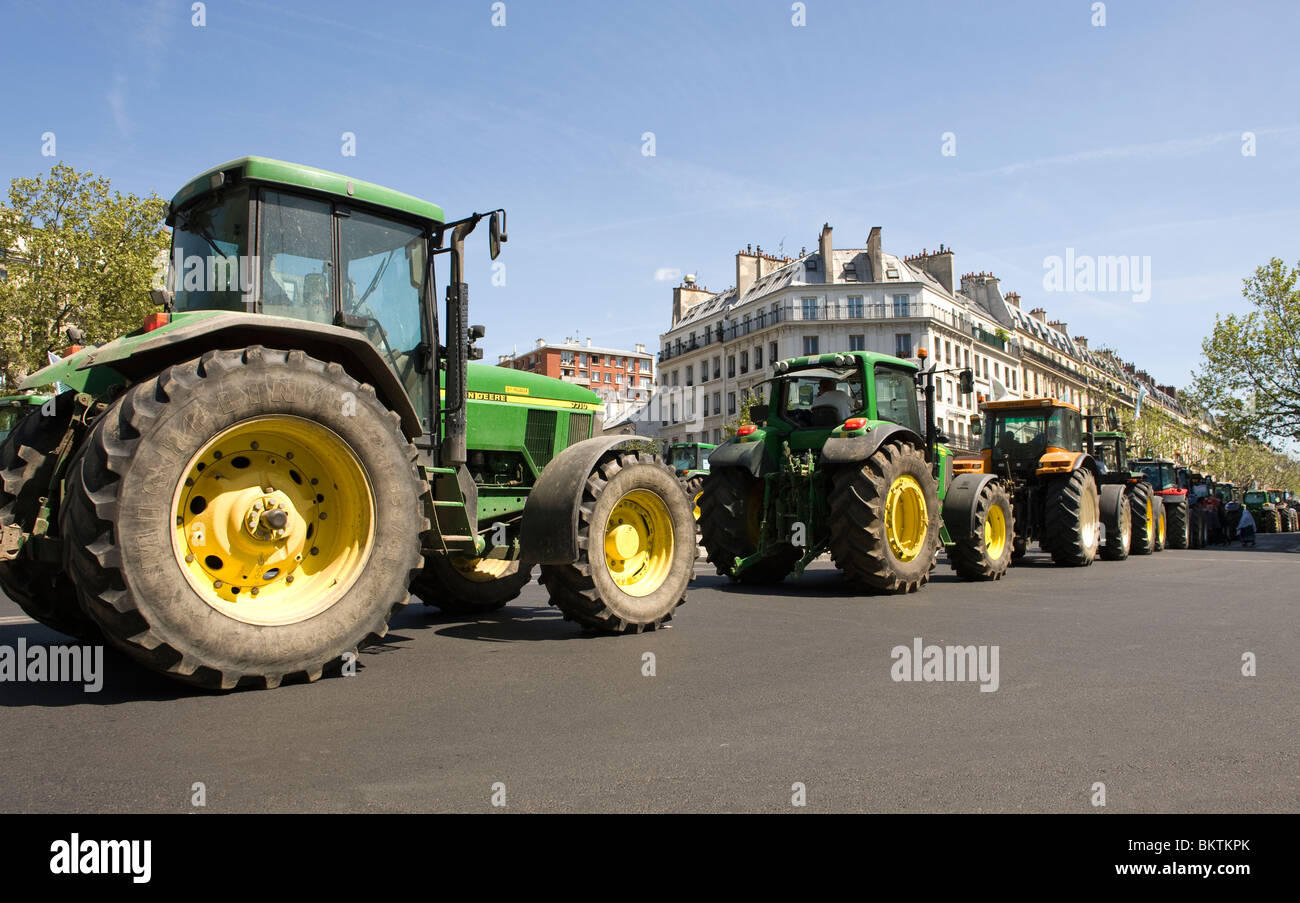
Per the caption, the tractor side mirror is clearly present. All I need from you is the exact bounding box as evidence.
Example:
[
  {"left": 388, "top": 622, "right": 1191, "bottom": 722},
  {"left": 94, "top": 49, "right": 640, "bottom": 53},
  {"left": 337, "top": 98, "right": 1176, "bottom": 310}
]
[
  {"left": 749, "top": 404, "right": 769, "bottom": 424},
  {"left": 959, "top": 368, "right": 974, "bottom": 395},
  {"left": 406, "top": 237, "right": 426, "bottom": 289},
  {"left": 489, "top": 210, "right": 507, "bottom": 261}
]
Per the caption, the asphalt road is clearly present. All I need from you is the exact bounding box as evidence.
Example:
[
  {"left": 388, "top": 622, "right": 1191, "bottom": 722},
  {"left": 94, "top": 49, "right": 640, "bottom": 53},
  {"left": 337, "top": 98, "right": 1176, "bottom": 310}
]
[{"left": 1, "top": 534, "right": 1297, "bottom": 813}]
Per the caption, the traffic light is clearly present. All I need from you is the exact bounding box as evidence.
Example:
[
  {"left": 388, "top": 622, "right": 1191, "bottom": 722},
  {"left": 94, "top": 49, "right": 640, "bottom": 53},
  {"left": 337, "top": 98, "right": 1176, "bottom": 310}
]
[{"left": 959, "top": 368, "right": 974, "bottom": 394}]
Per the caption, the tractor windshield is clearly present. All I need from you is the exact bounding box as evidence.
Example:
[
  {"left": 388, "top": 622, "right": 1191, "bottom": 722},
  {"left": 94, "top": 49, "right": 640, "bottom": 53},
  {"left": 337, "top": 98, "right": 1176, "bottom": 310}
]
[
  {"left": 171, "top": 188, "right": 251, "bottom": 312},
  {"left": 1245, "top": 491, "right": 1267, "bottom": 506},
  {"left": 874, "top": 364, "right": 921, "bottom": 434},
  {"left": 779, "top": 367, "right": 864, "bottom": 428},
  {"left": 670, "top": 446, "right": 699, "bottom": 472},
  {"left": 985, "top": 409, "right": 1079, "bottom": 455},
  {"left": 1093, "top": 438, "right": 1121, "bottom": 472},
  {"left": 1137, "top": 463, "right": 1177, "bottom": 490}
]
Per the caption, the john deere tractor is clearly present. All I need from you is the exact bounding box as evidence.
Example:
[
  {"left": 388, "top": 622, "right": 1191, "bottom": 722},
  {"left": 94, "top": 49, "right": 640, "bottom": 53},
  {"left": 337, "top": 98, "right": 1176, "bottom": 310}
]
[
  {"left": 1082, "top": 421, "right": 1158, "bottom": 559},
  {"left": 698, "top": 350, "right": 1013, "bottom": 591},
  {"left": 0, "top": 395, "right": 48, "bottom": 445},
  {"left": 0, "top": 157, "right": 695, "bottom": 689},
  {"left": 1267, "top": 489, "right": 1297, "bottom": 532},
  {"left": 667, "top": 441, "right": 716, "bottom": 517},
  {"left": 971, "top": 398, "right": 1105, "bottom": 566},
  {"left": 1243, "top": 489, "right": 1280, "bottom": 533}
]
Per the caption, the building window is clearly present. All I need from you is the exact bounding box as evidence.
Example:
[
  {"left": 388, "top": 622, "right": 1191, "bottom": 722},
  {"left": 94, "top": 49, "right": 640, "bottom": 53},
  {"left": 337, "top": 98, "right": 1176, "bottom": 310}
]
[
  {"left": 802, "top": 297, "right": 818, "bottom": 320},
  {"left": 727, "top": 355, "right": 736, "bottom": 378},
  {"left": 983, "top": 359, "right": 989, "bottom": 378},
  {"left": 671, "top": 371, "right": 679, "bottom": 387},
  {"left": 713, "top": 392, "right": 721, "bottom": 415},
  {"left": 754, "top": 346, "right": 762, "bottom": 368},
  {"left": 561, "top": 351, "right": 574, "bottom": 364},
  {"left": 994, "top": 362, "right": 1000, "bottom": 379},
  {"left": 848, "top": 296, "right": 864, "bottom": 318},
  {"left": 895, "top": 333, "right": 912, "bottom": 358},
  {"left": 713, "top": 357, "right": 721, "bottom": 380},
  {"left": 686, "top": 365, "right": 694, "bottom": 386},
  {"left": 892, "top": 294, "right": 910, "bottom": 317},
  {"left": 849, "top": 334, "right": 865, "bottom": 351},
  {"left": 769, "top": 341, "right": 778, "bottom": 366},
  {"left": 802, "top": 335, "right": 820, "bottom": 356},
  {"left": 963, "top": 348, "right": 970, "bottom": 368},
  {"left": 945, "top": 341, "right": 952, "bottom": 364},
  {"left": 740, "top": 351, "right": 749, "bottom": 373},
  {"left": 936, "top": 379, "right": 943, "bottom": 402},
  {"left": 702, "top": 395, "right": 710, "bottom": 416},
  {"left": 728, "top": 393, "right": 736, "bottom": 415}
]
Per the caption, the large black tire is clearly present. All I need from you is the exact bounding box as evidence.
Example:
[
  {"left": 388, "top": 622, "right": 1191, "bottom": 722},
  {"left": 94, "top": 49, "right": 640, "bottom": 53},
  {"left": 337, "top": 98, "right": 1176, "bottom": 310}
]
[
  {"left": 947, "top": 479, "right": 1014, "bottom": 580},
  {"left": 60, "top": 347, "right": 430, "bottom": 690},
  {"left": 699, "top": 467, "right": 800, "bottom": 584},
  {"left": 539, "top": 451, "right": 693, "bottom": 632},
  {"left": 413, "top": 554, "right": 531, "bottom": 615},
  {"left": 0, "top": 392, "right": 100, "bottom": 639},
  {"left": 828, "top": 440, "right": 940, "bottom": 593},
  {"left": 1152, "top": 496, "right": 1167, "bottom": 551},
  {"left": 1165, "top": 498, "right": 1189, "bottom": 549},
  {"left": 1099, "top": 484, "right": 1132, "bottom": 561},
  {"left": 1041, "top": 468, "right": 1101, "bottom": 567},
  {"left": 1129, "top": 482, "right": 1155, "bottom": 555}
]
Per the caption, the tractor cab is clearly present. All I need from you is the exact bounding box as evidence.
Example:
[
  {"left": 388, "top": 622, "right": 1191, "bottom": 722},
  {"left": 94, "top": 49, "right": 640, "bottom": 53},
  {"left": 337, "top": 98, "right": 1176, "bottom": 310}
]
[
  {"left": 979, "top": 398, "right": 1083, "bottom": 481},
  {"left": 667, "top": 442, "right": 715, "bottom": 477},
  {"left": 762, "top": 353, "right": 921, "bottom": 445},
  {"left": 1133, "top": 458, "right": 1179, "bottom": 492}
]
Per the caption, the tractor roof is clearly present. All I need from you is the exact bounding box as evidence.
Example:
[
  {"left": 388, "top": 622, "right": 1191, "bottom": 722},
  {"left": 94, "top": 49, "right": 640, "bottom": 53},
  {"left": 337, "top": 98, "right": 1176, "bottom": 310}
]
[
  {"left": 981, "top": 397, "right": 1080, "bottom": 413},
  {"left": 169, "top": 156, "right": 446, "bottom": 225},
  {"left": 775, "top": 351, "right": 916, "bottom": 374}
]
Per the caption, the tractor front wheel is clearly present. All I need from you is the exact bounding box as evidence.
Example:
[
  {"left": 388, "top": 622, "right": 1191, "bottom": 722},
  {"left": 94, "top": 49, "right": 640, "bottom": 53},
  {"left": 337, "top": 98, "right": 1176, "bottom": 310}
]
[
  {"left": 1042, "top": 468, "right": 1101, "bottom": 566},
  {"left": 1165, "top": 499, "right": 1189, "bottom": 549},
  {"left": 829, "top": 440, "right": 940, "bottom": 593},
  {"left": 1099, "top": 484, "right": 1132, "bottom": 561},
  {"left": 60, "top": 347, "right": 430, "bottom": 689},
  {"left": 539, "top": 452, "right": 693, "bottom": 632},
  {"left": 414, "top": 554, "right": 532, "bottom": 615},
  {"left": 948, "top": 479, "right": 1014, "bottom": 580}
]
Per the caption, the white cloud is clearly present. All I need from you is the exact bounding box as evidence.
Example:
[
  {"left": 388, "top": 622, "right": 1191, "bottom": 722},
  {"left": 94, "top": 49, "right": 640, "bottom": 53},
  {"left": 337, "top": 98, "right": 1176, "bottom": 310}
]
[
  {"left": 654, "top": 267, "right": 682, "bottom": 282},
  {"left": 107, "top": 74, "right": 130, "bottom": 136}
]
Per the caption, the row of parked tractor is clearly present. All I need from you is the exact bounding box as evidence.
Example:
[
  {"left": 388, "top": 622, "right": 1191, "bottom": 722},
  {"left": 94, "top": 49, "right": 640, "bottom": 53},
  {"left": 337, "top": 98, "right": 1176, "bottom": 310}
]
[{"left": 0, "top": 157, "right": 1292, "bottom": 693}]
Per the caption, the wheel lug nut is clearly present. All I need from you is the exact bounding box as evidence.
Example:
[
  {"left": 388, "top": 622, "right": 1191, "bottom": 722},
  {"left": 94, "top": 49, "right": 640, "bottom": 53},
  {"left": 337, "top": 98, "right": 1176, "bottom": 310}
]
[
  {"left": 185, "top": 554, "right": 195, "bottom": 564},
  {"left": 250, "top": 586, "right": 259, "bottom": 596},
  {"left": 285, "top": 575, "right": 294, "bottom": 584},
  {"left": 213, "top": 580, "right": 223, "bottom": 589}
]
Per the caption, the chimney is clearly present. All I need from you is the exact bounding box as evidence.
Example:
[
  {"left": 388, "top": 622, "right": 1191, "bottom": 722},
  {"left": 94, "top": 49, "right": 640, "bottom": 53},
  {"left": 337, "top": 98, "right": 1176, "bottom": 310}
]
[
  {"left": 536, "top": 338, "right": 545, "bottom": 349},
  {"left": 866, "top": 226, "right": 882, "bottom": 284},
  {"left": 673, "top": 282, "right": 714, "bottom": 325},
  {"left": 497, "top": 353, "right": 511, "bottom": 365},
  {"left": 912, "top": 244, "right": 955, "bottom": 294},
  {"left": 1028, "top": 307, "right": 1047, "bottom": 321},
  {"left": 735, "top": 246, "right": 760, "bottom": 300},
  {"left": 586, "top": 338, "right": 592, "bottom": 348},
  {"left": 1074, "top": 335, "right": 1088, "bottom": 350},
  {"left": 819, "top": 223, "right": 834, "bottom": 285},
  {"left": 1004, "top": 291, "right": 1021, "bottom": 308},
  {"left": 635, "top": 343, "right": 645, "bottom": 354},
  {"left": 1048, "top": 320, "right": 1068, "bottom": 334},
  {"left": 960, "top": 271, "right": 1003, "bottom": 311}
]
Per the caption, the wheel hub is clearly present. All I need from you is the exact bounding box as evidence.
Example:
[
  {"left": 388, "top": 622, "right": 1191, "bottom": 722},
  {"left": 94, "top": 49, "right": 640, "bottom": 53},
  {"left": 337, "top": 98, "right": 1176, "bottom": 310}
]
[{"left": 885, "top": 475, "right": 927, "bottom": 563}]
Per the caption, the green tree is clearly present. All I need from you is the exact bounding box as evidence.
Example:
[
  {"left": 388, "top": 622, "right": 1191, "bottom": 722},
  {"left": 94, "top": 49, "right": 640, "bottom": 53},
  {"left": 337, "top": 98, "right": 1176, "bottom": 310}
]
[
  {"left": 724, "top": 388, "right": 765, "bottom": 437},
  {"left": 1192, "top": 258, "right": 1300, "bottom": 443},
  {"left": 0, "top": 162, "right": 167, "bottom": 388}
]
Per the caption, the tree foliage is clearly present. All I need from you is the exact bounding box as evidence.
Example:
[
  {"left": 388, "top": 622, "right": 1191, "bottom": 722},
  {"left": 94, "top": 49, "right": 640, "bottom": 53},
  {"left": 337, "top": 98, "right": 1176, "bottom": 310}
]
[
  {"left": 0, "top": 162, "right": 167, "bottom": 388},
  {"left": 1192, "top": 258, "right": 1300, "bottom": 444}
]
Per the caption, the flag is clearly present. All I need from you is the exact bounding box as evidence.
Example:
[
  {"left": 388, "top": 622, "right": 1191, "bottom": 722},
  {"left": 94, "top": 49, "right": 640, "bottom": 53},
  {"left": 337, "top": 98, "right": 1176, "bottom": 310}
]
[{"left": 1134, "top": 384, "right": 1148, "bottom": 419}]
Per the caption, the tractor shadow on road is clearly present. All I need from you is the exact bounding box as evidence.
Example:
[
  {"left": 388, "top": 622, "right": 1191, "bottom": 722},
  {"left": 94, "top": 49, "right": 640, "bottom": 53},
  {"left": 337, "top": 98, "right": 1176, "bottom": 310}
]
[
  {"left": 390, "top": 600, "right": 605, "bottom": 644},
  {"left": 0, "top": 623, "right": 209, "bottom": 707}
]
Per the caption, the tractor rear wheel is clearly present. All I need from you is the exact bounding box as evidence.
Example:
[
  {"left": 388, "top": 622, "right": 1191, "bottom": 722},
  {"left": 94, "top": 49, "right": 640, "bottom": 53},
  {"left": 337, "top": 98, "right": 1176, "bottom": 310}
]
[
  {"left": 1153, "top": 496, "right": 1167, "bottom": 551},
  {"left": 539, "top": 451, "right": 693, "bottom": 632},
  {"left": 1165, "top": 499, "right": 1189, "bottom": 549},
  {"left": 60, "top": 347, "right": 430, "bottom": 690},
  {"left": 1130, "top": 484, "right": 1155, "bottom": 555},
  {"left": 413, "top": 553, "right": 531, "bottom": 615},
  {"left": 828, "top": 440, "right": 940, "bottom": 593},
  {"left": 699, "top": 467, "right": 799, "bottom": 583},
  {"left": 1099, "top": 484, "right": 1132, "bottom": 561},
  {"left": 0, "top": 391, "right": 99, "bottom": 640},
  {"left": 948, "top": 479, "right": 1014, "bottom": 580},
  {"left": 1042, "top": 468, "right": 1101, "bottom": 566}
]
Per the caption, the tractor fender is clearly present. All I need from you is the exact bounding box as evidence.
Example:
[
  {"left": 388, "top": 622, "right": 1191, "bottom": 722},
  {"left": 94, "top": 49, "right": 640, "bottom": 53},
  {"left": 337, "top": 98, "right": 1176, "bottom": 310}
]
[
  {"left": 707, "top": 437, "right": 769, "bottom": 478},
  {"left": 820, "top": 424, "right": 925, "bottom": 467},
  {"left": 38, "top": 312, "right": 424, "bottom": 438},
  {"left": 942, "top": 472, "right": 1000, "bottom": 541},
  {"left": 1098, "top": 483, "right": 1128, "bottom": 530},
  {"left": 518, "top": 435, "right": 662, "bottom": 565}
]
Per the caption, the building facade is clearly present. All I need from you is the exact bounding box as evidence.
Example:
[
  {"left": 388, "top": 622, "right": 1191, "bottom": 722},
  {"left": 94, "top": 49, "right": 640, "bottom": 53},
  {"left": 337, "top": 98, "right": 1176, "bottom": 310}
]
[{"left": 500, "top": 337, "right": 656, "bottom": 406}]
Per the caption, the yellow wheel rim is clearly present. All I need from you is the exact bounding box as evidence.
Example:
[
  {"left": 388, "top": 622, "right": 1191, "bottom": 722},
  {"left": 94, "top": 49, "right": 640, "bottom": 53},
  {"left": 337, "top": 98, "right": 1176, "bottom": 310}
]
[
  {"left": 603, "top": 489, "right": 674, "bottom": 597},
  {"left": 1146, "top": 498, "right": 1153, "bottom": 532},
  {"left": 984, "top": 502, "right": 1007, "bottom": 560},
  {"left": 885, "top": 474, "right": 928, "bottom": 563},
  {"left": 171, "top": 416, "right": 375, "bottom": 627},
  {"left": 451, "top": 556, "right": 513, "bottom": 583},
  {"left": 1159, "top": 511, "right": 1166, "bottom": 544},
  {"left": 692, "top": 490, "right": 703, "bottom": 521}
]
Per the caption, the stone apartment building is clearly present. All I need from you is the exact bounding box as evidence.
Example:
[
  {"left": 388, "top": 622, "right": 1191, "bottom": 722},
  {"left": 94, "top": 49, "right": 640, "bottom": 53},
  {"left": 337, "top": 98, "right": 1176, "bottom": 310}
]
[{"left": 652, "top": 225, "right": 1021, "bottom": 450}]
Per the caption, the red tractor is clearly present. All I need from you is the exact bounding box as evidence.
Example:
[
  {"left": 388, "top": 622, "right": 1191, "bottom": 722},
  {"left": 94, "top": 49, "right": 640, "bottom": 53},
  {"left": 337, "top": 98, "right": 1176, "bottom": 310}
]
[{"left": 1130, "top": 457, "right": 1186, "bottom": 550}]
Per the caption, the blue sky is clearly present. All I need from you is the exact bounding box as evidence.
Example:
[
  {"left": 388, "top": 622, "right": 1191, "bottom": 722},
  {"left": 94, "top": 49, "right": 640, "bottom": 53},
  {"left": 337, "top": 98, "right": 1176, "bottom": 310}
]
[{"left": 3, "top": 0, "right": 1298, "bottom": 388}]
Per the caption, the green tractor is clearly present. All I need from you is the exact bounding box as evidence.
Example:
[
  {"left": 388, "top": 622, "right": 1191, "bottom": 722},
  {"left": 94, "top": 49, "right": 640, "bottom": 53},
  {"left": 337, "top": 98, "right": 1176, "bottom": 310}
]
[
  {"left": 0, "top": 157, "right": 695, "bottom": 689},
  {"left": 667, "top": 441, "right": 716, "bottom": 518},
  {"left": 1266, "top": 489, "right": 1296, "bottom": 531},
  {"left": 1243, "top": 489, "right": 1281, "bottom": 533},
  {"left": 0, "top": 394, "right": 49, "bottom": 445},
  {"left": 698, "top": 350, "right": 1013, "bottom": 590},
  {"left": 1083, "top": 422, "right": 1162, "bottom": 558}
]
